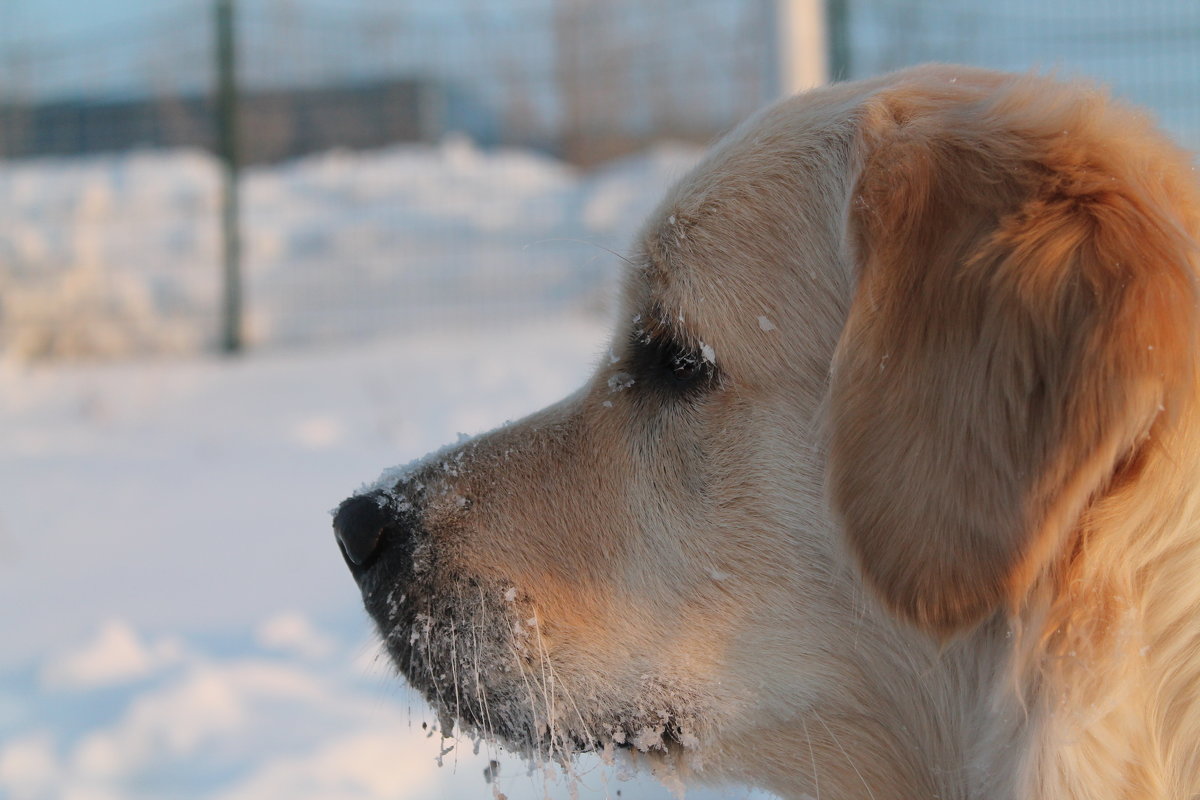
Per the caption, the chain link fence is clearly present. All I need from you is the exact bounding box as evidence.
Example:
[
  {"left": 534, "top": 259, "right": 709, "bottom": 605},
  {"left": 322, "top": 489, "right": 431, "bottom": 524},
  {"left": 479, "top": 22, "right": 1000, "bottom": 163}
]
[{"left": 0, "top": 0, "right": 1196, "bottom": 359}]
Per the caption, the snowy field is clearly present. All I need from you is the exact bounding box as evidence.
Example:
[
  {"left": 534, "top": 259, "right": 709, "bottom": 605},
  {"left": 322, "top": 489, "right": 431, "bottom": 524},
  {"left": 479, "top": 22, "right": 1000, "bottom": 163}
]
[{"left": 0, "top": 143, "right": 776, "bottom": 799}]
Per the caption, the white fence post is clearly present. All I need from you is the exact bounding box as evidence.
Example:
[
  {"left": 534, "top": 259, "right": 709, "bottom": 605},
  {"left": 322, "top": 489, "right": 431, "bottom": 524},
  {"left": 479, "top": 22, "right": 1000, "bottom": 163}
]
[{"left": 773, "top": 0, "right": 829, "bottom": 97}]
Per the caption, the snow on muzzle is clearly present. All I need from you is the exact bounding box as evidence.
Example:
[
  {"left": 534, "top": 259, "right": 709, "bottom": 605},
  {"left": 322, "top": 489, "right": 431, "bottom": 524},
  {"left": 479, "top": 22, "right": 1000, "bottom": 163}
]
[
  {"left": 330, "top": 471, "right": 544, "bottom": 750},
  {"left": 331, "top": 486, "right": 431, "bottom": 649}
]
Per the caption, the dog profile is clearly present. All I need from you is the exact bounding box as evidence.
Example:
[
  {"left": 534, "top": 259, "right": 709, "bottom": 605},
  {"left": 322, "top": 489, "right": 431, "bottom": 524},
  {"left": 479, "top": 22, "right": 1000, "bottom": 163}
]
[{"left": 334, "top": 65, "right": 1200, "bottom": 799}]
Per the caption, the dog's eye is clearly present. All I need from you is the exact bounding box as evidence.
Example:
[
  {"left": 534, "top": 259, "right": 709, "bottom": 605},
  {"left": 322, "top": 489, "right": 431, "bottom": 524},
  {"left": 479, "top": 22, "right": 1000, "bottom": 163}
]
[
  {"left": 655, "top": 341, "right": 714, "bottom": 393},
  {"left": 669, "top": 353, "right": 701, "bottom": 384},
  {"left": 625, "top": 328, "right": 716, "bottom": 398}
]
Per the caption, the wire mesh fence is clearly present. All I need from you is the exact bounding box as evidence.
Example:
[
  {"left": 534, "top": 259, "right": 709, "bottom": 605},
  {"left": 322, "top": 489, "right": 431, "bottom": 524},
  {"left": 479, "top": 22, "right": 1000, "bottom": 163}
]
[
  {"left": 0, "top": 0, "right": 1197, "bottom": 360},
  {"left": 844, "top": 0, "right": 1200, "bottom": 149}
]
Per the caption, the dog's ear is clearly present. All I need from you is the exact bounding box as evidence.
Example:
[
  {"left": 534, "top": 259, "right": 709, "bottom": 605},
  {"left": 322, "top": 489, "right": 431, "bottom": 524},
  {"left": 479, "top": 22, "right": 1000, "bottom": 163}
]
[{"left": 829, "top": 82, "right": 1198, "bottom": 635}]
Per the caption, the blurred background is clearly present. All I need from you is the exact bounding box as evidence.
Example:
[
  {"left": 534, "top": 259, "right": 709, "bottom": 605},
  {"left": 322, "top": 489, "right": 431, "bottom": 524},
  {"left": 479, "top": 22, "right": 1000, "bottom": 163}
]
[{"left": 0, "top": 1, "right": 1197, "bottom": 798}]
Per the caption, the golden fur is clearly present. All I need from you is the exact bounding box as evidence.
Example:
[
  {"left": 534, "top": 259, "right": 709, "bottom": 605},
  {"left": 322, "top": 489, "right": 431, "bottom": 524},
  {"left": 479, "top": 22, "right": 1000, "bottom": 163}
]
[{"left": 338, "top": 65, "right": 1200, "bottom": 799}]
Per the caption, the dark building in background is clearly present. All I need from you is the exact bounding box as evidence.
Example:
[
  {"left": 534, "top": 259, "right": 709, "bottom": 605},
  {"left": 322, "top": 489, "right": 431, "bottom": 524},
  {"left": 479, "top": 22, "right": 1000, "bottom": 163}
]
[{"left": 0, "top": 78, "right": 445, "bottom": 163}]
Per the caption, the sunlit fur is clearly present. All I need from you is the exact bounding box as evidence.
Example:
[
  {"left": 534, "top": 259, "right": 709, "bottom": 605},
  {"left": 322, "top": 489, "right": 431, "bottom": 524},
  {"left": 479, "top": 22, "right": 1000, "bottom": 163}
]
[{"left": 352, "top": 65, "right": 1200, "bottom": 799}]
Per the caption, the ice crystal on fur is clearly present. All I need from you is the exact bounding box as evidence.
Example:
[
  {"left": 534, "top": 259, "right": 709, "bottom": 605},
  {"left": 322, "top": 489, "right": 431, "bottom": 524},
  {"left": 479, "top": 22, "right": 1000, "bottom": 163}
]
[
  {"left": 607, "top": 372, "right": 635, "bottom": 393},
  {"left": 355, "top": 434, "right": 492, "bottom": 501}
]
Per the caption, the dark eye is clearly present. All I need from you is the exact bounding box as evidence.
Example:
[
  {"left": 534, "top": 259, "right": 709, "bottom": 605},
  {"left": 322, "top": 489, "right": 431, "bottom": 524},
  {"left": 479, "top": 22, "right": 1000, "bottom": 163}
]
[
  {"left": 625, "top": 325, "right": 717, "bottom": 398},
  {"left": 655, "top": 340, "right": 716, "bottom": 393},
  {"left": 669, "top": 352, "right": 701, "bottom": 384}
]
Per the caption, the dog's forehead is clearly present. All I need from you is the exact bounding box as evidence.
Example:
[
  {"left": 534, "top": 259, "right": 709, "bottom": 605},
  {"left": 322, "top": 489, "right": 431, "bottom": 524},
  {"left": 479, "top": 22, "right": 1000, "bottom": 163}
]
[
  {"left": 623, "top": 225, "right": 742, "bottom": 354},
  {"left": 617, "top": 218, "right": 808, "bottom": 391},
  {"left": 620, "top": 97, "right": 862, "bottom": 372},
  {"left": 629, "top": 165, "right": 786, "bottom": 335}
]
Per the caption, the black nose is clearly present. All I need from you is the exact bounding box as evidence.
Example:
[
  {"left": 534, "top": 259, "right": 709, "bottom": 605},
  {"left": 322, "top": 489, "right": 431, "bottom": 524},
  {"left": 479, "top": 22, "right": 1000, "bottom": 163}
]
[{"left": 333, "top": 493, "right": 392, "bottom": 566}]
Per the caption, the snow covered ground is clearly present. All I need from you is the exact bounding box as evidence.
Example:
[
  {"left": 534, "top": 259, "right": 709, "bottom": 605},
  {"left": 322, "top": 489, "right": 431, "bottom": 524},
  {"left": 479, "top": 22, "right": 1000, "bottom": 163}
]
[{"left": 0, "top": 143, "right": 777, "bottom": 798}]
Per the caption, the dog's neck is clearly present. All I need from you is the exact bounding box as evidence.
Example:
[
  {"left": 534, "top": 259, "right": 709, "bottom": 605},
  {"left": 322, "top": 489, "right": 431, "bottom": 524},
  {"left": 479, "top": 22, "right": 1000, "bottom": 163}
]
[
  {"left": 744, "top": 444, "right": 1200, "bottom": 800},
  {"left": 1016, "top": 408, "right": 1200, "bottom": 800},
  {"left": 917, "top": 433, "right": 1200, "bottom": 800}
]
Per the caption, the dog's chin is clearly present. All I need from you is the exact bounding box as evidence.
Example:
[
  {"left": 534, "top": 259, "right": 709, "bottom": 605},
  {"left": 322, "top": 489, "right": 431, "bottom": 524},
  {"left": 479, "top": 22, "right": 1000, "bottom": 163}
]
[{"left": 355, "top": 562, "right": 713, "bottom": 767}]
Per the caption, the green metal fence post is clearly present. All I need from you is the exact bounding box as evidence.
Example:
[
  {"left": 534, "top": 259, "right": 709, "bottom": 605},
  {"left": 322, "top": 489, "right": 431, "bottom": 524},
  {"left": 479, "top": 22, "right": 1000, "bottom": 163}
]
[
  {"left": 826, "top": 0, "right": 851, "bottom": 81},
  {"left": 215, "top": 0, "right": 242, "bottom": 354}
]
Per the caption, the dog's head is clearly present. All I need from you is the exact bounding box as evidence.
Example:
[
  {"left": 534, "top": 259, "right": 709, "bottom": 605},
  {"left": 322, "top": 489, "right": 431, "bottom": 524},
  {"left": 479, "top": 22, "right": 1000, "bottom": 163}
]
[{"left": 334, "top": 66, "right": 1200, "bottom": 798}]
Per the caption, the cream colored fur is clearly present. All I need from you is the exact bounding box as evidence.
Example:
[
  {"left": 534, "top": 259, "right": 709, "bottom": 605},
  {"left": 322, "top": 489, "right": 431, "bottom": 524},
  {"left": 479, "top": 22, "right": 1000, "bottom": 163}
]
[{"left": 351, "top": 65, "right": 1200, "bottom": 799}]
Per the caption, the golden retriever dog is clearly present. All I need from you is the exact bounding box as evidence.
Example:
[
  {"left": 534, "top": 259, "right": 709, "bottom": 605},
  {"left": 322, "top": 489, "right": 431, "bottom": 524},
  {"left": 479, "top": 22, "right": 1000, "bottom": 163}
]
[{"left": 334, "top": 65, "right": 1200, "bottom": 799}]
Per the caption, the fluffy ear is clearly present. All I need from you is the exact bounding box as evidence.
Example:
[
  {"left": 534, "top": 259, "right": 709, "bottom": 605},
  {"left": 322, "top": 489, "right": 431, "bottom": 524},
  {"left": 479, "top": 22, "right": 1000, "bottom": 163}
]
[{"left": 829, "top": 80, "right": 1199, "bottom": 635}]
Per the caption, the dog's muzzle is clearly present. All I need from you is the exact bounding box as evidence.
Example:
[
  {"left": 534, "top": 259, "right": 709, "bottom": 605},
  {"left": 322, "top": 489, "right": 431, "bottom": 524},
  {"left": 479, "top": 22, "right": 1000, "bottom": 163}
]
[{"left": 331, "top": 488, "right": 431, "bottom": 650}]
